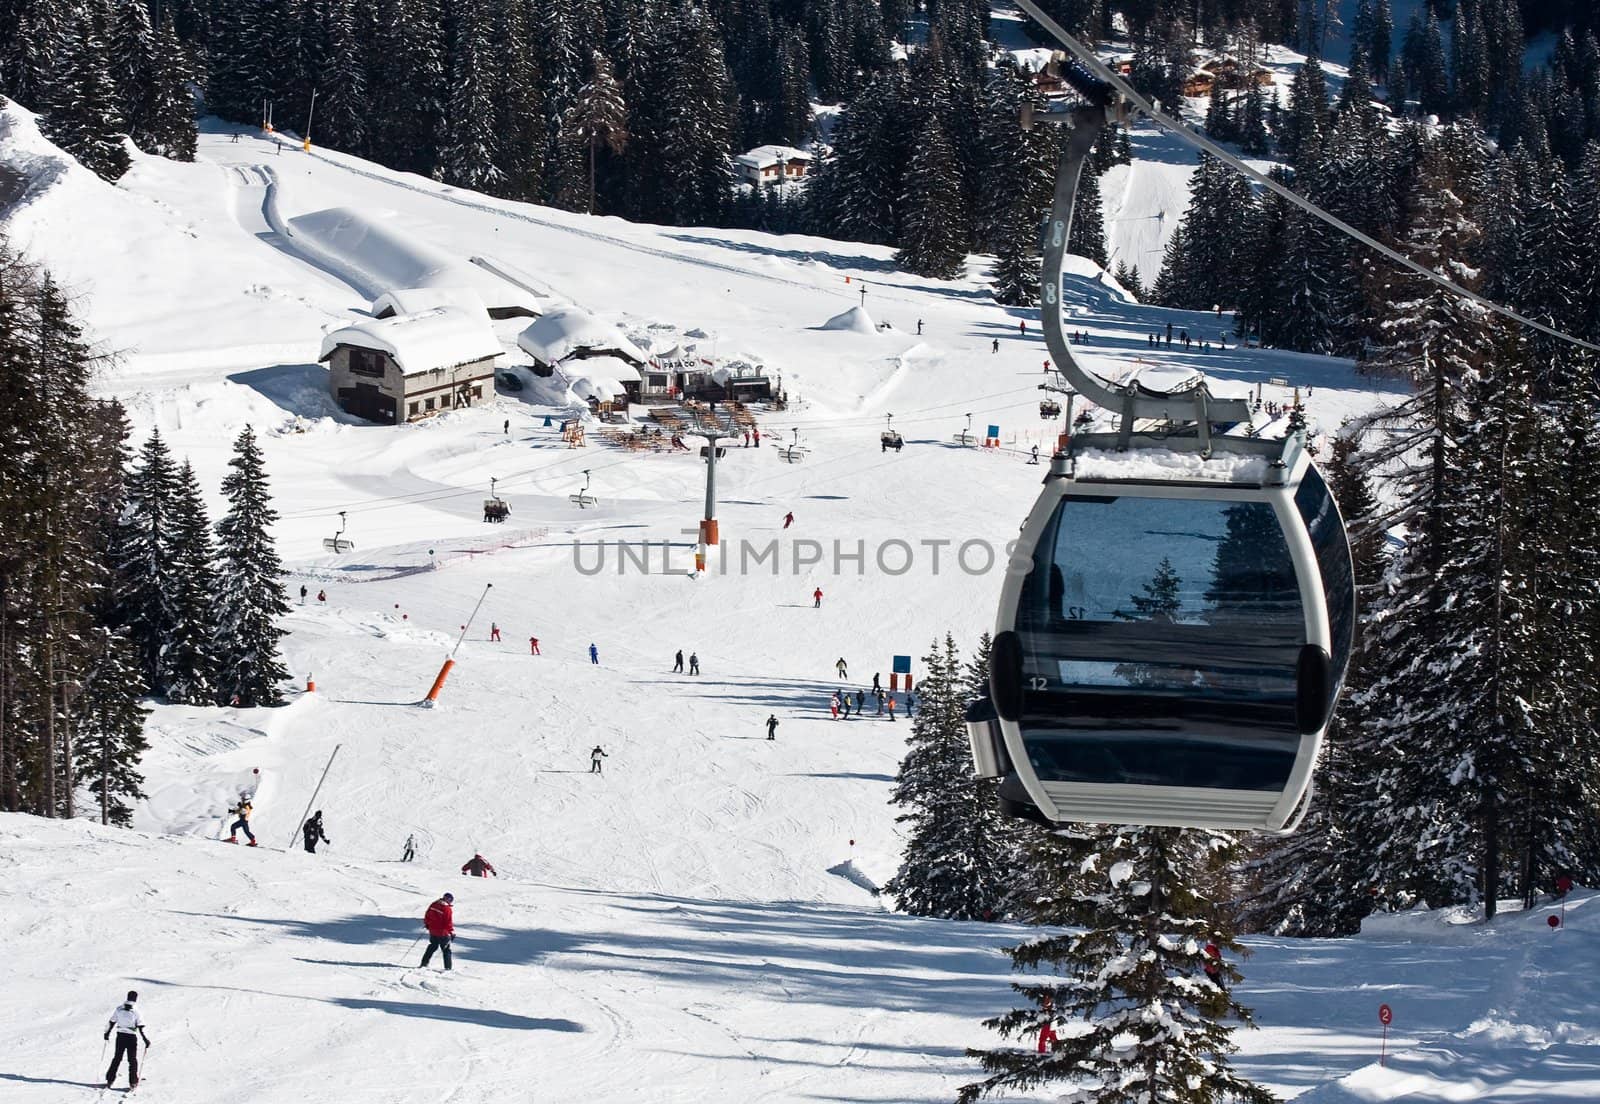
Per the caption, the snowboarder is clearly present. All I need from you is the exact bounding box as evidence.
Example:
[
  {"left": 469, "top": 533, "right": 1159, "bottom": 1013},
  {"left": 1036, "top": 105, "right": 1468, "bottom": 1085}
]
[
  {"left": 886, "top": 694, "right": 896, "bottom": 722},
  {"left": 590, "top": 745, "right": 608, "bottom": 773},
  {"left": 674, "top": 649, "right": 685, "bottom": 673},
  {"left": 489, "top": 622, "right": 501, "bottom": 642},
  {"left": 402, "top": 833, "right": 417, "bottom": 862},
  {"left": 300, "top": 584, "right": 308, "bottom": 604},
  {"left": 991, "top": 338, "right": 999, "bottom": 354},
  {"left": 301, "top": 810, "right": 330, "bottom": 854},
  {"left": 916, "top": 319, "right": 923, "bottom": 335},
  {"left": 461, "top": 853, "right": 497, "bottom": 877},
  {"left": 421, "top": 893, "right": 454, "bottom": 970},
  {"left": 836, "top": 657, "right": 848, "bottom": 679},
  {"left": 103, "top": 990, "right": 151, "bottom": 1090},
  {"left": 225, "top": 797, "right": 256, "bottom": 846},
  {"left": 813, "top": 587, "right": 824, "bottom": 608},
  {"left": 766, "top": 714, "right": 778, "bottom": 740},
  {"left": 783, "top": 511, "right": 794, "bottom": 529},
  {"left": 529, "top": 636, "right": 541, "bottom": 655},
  {"left": 589, "top": 643, "right": 599, "bottom": 664},
  {"left": 689, "top": 652, "right": 699, "bottom": 675},
  {"left": 829, "top": 693, "right": 840, "bottom": 720},
  {"left": 872, "top": 673, "right": 881, "bottom": 693}
]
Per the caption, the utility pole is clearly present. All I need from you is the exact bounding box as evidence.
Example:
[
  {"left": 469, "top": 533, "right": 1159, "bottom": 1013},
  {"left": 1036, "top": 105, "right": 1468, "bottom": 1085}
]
[{"left": 303, "top": 89, "right": 318, "bottom": 152}]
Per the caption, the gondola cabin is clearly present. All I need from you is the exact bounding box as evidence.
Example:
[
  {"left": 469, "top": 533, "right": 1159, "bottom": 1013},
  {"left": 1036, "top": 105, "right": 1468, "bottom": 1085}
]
[{"left": 971, "top": 433, "right": 1354, "bottom": 832}]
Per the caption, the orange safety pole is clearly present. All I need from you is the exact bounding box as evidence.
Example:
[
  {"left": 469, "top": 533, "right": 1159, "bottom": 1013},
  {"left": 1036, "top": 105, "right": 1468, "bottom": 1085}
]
[{"left": 420, "top": 583, "right": 492, "bottom": 708}]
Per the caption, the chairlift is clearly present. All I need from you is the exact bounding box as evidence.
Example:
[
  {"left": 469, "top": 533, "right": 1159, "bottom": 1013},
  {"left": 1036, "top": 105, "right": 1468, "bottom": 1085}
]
[
  {"left": 952, "top": 412, "right": 976, "bottom": 447},
  {"left": 965, "top": 52, "right": 1355, "bottom": 834},
  {"left": 881, "top": 412, "right": 903, "bottom": 452},
  {"left": 1039, "top": 399, "right": 1062, "bottom": 419},
  {"left": 778, "top": 428, "right": 808, "bottom": 463},
  {"left": 569, "top": 469, "right": 598, "bottom": 509},
  {"left": 483, "top": 477, "right": 510, "bottom": 523},
  {"left": 321, "top": 511, "right": 354, "bottom": 553}
]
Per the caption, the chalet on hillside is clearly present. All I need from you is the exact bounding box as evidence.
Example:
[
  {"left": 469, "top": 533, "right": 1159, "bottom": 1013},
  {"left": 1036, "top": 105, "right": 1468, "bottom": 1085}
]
[
  {"left": 734, "top": 145, "right": 812, "bottom": 187},
  {"left": 320, "top": 307, "right": 501, "bottom": 424}
]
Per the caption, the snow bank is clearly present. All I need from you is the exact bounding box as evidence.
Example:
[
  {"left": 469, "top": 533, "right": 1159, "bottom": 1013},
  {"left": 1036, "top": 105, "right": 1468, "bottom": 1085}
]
[
  {"left": 516, "top": 304, "right": 647, "bottom": 366},
  {"left": 818, "top": 304, "right": 877, "bottom": 333},
  {"left": 318, "top": 306, "right": 501, "bottom": 376},
  {"left": 288, "top": 206, "right": 538, "bottom": 315}
]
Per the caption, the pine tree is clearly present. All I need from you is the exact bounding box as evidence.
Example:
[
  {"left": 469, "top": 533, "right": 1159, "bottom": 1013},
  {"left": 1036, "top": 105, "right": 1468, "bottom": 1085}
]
[
  {"left": 1113, "top": 259, "right": 1144, "bottom": 301},
  {"left": 144, "top": 12, "right": 198, "bottom": 161},
  {"left": 1370, "top": 0, "right": 1394, "bottom": 87},
  {"left": 961, "top": 826, "right": 1273, "bottom": 1104},
  {"left": 41, "top": 14, "right": 132, "bottom": 181},
  {"left": 1280, "top": 54, "right": 1329, "bottom": 167},
  {"left": 1068, "top": 164, "right": 1108, "bottom": 268},
  {"left": 563, "top": 50, "right": 627, "bottom": 214},
  {"left": 161, "top": 461, "right": 220, "bottom": 705},
  {"left": 896, "top": 114, "right": 968, "bottom": 279},
  {"left": 436, "top": 0, "right": 504, "bottom": 191},
  {"left": 114, "top": 430, "right": 181, "bottom": 694},
  {"left": 316, "top": 0, "right": 368, "bottom": 154},
  {"left": 494, "top": 0, "right": 546, "bottom": 202},
  {"left": 884, "top": 635, "right": 1017, "bottom": 921},
  {"left": 78, "top": 627, "right": 150, "bottom": 826},
  {"left": 212, "top": 426, "right": 290, "bottom": 707},
  {"left": 990, "top": 224, "right": 1040, "bottom": 307}
]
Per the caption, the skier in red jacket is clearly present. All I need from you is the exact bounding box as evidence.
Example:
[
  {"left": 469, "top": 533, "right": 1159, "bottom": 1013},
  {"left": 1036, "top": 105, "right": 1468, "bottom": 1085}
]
[
  {"left": 420, "top": 893, "right": 454, "bottom": 970},
  {"left": 461, "top": 853, "right": 497, "bottom": 877}
]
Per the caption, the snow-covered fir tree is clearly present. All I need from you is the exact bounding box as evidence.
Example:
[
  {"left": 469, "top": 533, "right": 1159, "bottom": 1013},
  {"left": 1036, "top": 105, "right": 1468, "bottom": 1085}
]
[
  {"left": 896, "top": 114, "right": 967, "bottom": 278},
  {"left": 78, "top": 627, "right": 151, "bottom": 826},
  {"left": 563, "top": 51, "right": 628, "bottom": 214},
  {"left": 1068, "top": 163, "right": 1108, "bottom": 269},
  {"left": 884, "top": 634, "right": 1017, "bottom": 921},
  {"left": 41, "top": 13, "right": 131, "bottom": 181},
  {"left": 161, "top": 461, "right": 220, "bottom": 705},
  {"left": 436, "top": 0, "right": 506, "bottom": 192},
  {"left": 960, "top": 826, "right": 1272, "bottom": 1104},
  {"left": 114, "top": 429, "right": 181, "bottom": 694},
  {"left": 213, "top": 426, "right": 290, "bottom": 707}
]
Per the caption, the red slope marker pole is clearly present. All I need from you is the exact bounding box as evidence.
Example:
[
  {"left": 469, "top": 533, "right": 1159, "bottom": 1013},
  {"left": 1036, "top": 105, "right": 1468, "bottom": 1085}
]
[
  {"left": 1378, "top": 1003, "right": 1393, "bottom": 1066},
  {"left": 423, "top": 583, "right": 493, "bottom": 707}
]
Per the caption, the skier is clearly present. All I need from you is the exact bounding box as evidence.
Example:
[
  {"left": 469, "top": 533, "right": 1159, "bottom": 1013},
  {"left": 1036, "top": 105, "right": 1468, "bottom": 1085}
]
[
  {"left": 783, "top": 511, "right": 794, "bottom": 529},
  {"left": 1165, "top": 321, "right": 1173, "bottom": 341},
  {"left": 905, "top": 690, "right": 915, "bottom": 717},
  {"left": 829, "top": 693, "right": 840, "bottom": 720},
  {"left": 461, "top": 853, "right": 497, "bottom": 877},
  {"left": 766, "top": 714, "right": 779, "bottom": 740},
  {"left": 689, "top": 652, "right": 700, "bottom": 675},
  {"left": 589, "top": 642, "right": 599, "bottom": 664},
  {"left": 503, "top": 418, "right": 510, "bottom": 434},
  {"left": 299, "top": 584, "right": 308, "bottom": 605},
  {"left": 301, "top": 810, "right": 330, "bottom": 854},
  {"left": 991, "top": 338, "right": 999, "bottom": 354},
  {"left": 402, "top": 833, "right": 417, "bottom": 862},
  {"left": 871, "top": 672, "right": 881, "bottom": 693},
  {"left": 886, "top": 694, "right": 896, "bottom": 722},
  {"left": 742, "top": 429, "right": 750, "bottom": 447},
  {"left": 674, "top": 649, "right": 685, "bottom": 673},
  {"left": 225, "top": 796, "right": 256, "bottom": 846},
  {"left": 1019, "top": 320, "right": 1026, "bottom": 336},
  {"left": 490, "top": 622, "right": 501, "bottom": 642},
  {"left": 420, "top": 893, "right": 454, "bottom": 971},
  {"left": 836, "top": 657, "right": 848, "bottom": 679},
  {"left": 840, "top": 693, "right": 852, "bottom": 719},
  {"left": 529, "top": 636, "right": 540, "bottom": 655},
  {"left": 813, "top": 587, "right": 824, "bottom": 608},
  {"left": 590, "top": 745, "right": 608, "bottom": 773},
  {"left": 1030, "top": 444, "right": 1040, "bottom": 465},
  {"left": 855, "top": 689, "right": 865, "bottom": 713},
  {"left": 916, "top": 319, "right": 923, "bottom": 335},
  {"left": 753, "top": 427, "right": 760, "bottom": 447},
  {"left": 103, "top": 990, "right": 151, "bottom": 1090},
  {"left": 875, "top": 690, "right": 884, "bottom": 716},
  {"left": 317, "top": 589, "right": 327, "bottom": 603}
]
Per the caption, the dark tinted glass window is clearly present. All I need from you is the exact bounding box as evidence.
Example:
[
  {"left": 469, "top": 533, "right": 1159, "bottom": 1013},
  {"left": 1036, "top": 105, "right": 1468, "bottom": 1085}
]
[
  {"left": 1014, "top": 493, "right": 1304, "bottom": 791},
  {"left": 1295, "top": 467, "right": 1355, "bottom": 692}
]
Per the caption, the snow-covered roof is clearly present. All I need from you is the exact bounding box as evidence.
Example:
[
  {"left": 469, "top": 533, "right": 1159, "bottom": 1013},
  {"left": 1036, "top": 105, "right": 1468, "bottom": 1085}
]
[
  {"left": 371, "top": 287, "right": 490, "bottom": 323},
  {"left": 1072, "top": 447, "right": 1270, "bottom": 485},
  {"left": 565, "top": 355, "right": 641, "bottom": 384},
  {"left": 734, "top": 145, "right": 813, "bottom": 170},
  {"left": 517, "top": 306, "right": 646, "bottom": 366},
  {"left": 289, "top": 208, "right": 540, "bottom": 316},
  {"left": 318, "top": 307, "right": 502, "bottom": 377}
]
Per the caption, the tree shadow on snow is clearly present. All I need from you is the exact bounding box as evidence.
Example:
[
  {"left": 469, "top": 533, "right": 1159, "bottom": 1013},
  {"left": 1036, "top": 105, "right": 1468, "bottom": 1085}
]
[{"left": 0, "top": 1073, "right": 112, "bottom": 1089}]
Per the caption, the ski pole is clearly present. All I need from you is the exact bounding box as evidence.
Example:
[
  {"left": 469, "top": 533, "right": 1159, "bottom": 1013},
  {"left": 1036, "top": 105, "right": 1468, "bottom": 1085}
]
[
  {"left": 99, "top": 1035, "right": 107, "bottom": 1069},
  {"left": 399, "top": 935, "right": 423, "bottom": 966}
]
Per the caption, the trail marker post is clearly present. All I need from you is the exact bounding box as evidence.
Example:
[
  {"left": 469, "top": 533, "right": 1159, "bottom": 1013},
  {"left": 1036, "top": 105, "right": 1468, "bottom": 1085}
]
[
  {"left": 1378, "top": 1003, "right": 1393, "bottom": 1066},
  {"left": 422, "top": 583, "right": 493, "bottom": 706}
]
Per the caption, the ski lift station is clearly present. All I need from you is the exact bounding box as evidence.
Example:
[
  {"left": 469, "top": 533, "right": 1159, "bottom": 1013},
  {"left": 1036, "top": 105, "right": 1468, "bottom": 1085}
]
[{"left": 320, "top": 305, "right": 502, "bottom": 424}]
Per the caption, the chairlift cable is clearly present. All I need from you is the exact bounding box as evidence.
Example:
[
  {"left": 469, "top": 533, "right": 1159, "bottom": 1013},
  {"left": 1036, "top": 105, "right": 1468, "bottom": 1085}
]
[{"left": 1011, "top": 0, "right": 1600, "bottom": 357}]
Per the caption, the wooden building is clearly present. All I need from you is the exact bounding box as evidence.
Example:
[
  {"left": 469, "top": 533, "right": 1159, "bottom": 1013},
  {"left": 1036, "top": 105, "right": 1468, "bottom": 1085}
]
[
  {"left": 734, "top": 145, "right": 812, "bottom": 187},
  {"left": 320, "top": 307, "right": 502, "bottom": 424}
]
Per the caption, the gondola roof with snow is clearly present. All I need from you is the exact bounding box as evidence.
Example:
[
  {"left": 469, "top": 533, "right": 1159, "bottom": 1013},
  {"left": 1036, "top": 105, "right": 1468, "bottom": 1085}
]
[
  {"left": 517, "top": 305, "right": 647, "bottom": 367},
  {"left": 318, "top": 307, "right": 502, "bottom": 377}
]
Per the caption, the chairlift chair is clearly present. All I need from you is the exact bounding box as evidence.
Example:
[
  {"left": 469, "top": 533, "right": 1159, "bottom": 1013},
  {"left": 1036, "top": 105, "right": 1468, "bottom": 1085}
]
[
  {"left": 483, "top": 477, "right": 510, "bottom": 523},
  {"left": 1039, "top": 399, "right": 1063, "bottom": 419},
  {"left": 569, "top": 469, "right": 598, "bottom": 509},
  {"left": 321, "top": 511, "right": 354, "bottom": 553}
]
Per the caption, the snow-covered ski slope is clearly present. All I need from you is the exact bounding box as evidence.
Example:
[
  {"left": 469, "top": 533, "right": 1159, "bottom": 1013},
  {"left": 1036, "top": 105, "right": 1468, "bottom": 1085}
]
[{"left": 6, "top": 99, "right": 1587, "bottom": 1102}]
